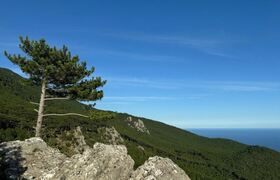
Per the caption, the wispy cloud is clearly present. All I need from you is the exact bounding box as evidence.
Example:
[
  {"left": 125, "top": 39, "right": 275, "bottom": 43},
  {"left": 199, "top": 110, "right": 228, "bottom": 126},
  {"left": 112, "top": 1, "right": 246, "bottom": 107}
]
[
  {"left": 98, "top": 95, "right": 206, "bottom": 105},
  {"left": 102, "top": 32, "right": 240, "bottom": 59},
  {"left": 102, "top": 32, "right": 222, "bottom": 47},
  {"left": 106, "top": 77, "right": 179, "bottom": 90},
  {"left": 73, "top": 46, "right": 183, "bottom": 63},
  {"left": 93, "top": 49, "right": 182, "bottom": 63},
  {"left": 105, "top": 96, "right": 176, "bottom": 101},
  {"left": 106, "top": 76, "right": 280, "bottom": 92},
  {"left": 202, "top": 50, "right": 236, "bottom": 59},
  {"left": 96, "top": 101, "right": 132, "bottom": 105},
  {"left": 202, "top": 81, "right": 280, "bottom": 92},
  {"left": 172, "top": 118, "right": 279, "bottom": 129}
]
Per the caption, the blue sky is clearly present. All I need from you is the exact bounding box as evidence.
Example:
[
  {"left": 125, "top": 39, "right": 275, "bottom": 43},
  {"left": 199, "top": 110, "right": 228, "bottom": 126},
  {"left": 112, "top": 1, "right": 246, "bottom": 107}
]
[{"left": 0, "top": 0, "right": 280, "bottom": 128}]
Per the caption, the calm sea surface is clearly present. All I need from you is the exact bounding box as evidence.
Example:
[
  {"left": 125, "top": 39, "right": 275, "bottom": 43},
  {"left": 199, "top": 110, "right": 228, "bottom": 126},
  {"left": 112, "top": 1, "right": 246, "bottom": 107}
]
[{"left": 187, "top": 128, "right": 280, "bottom": 152}]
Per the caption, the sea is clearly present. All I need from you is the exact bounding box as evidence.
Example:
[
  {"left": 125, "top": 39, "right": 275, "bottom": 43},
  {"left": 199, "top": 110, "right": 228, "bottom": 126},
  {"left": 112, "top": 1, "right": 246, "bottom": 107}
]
[{"left": 187, "top": 128, "right": 280, "bottom": 152}]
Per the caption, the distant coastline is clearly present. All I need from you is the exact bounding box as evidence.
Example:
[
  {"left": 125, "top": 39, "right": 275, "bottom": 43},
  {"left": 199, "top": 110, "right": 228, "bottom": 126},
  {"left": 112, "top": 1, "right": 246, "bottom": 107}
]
[{"left": 188, "top": 128, "right": 280, "bottom": 152}]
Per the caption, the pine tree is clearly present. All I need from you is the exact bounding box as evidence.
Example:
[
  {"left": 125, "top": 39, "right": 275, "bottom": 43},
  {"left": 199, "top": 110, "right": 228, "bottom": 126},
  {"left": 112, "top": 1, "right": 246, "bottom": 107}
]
[{"left": 4, "top": 36, "right": 106, "bottom": 137}]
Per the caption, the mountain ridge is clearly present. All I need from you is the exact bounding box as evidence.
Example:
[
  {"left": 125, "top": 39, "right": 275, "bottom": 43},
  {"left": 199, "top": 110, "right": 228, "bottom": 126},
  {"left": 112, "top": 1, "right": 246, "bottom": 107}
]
[{"left": 1, "top": 67, "right": 280, "bottom": 179}]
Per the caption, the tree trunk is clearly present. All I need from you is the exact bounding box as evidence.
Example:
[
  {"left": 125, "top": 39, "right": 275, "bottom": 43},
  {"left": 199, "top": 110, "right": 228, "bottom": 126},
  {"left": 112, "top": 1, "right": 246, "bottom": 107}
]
[{"left": 35, "top": 80, "right": 46, "bottom": 137}]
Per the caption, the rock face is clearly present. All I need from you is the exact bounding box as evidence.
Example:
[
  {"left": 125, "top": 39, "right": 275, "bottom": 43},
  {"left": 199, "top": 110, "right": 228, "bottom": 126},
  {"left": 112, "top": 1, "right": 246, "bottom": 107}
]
[
  {"left": 0, "top": 137, "right": 66, "bottom": 179},
  {"left": 0, "top": 138, "right": 190, "bottom": 180},
  {"left": 73, "top": 126, "right": 89, "bottom": 153},
  {"left": 126, "top": 116, "right": 150, "bottom": 134},
  {"left": 130, "top": 156, "right": 190, "bottom": 180},
  {"left": 98, "top": 126, "right": 124, "bottom": 145},
  {"left": 52, "top": 143, "right": 134, "bottom": 180}
]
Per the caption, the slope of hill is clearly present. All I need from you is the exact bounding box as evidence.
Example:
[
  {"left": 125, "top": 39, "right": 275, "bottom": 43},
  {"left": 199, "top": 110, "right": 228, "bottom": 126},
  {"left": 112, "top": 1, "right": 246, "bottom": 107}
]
[{"left": 1, "top": 67, "right": 280, "bottom": 179}]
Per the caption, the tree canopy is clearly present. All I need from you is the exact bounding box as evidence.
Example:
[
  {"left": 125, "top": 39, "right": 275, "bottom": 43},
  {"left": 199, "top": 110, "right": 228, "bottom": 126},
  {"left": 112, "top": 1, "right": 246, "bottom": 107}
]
[
  {"left": 4, "top": 36, "right": 106, "bottom": 137},
  {"left": 4, "top": 36, "right": 106, "bottom": 101}
]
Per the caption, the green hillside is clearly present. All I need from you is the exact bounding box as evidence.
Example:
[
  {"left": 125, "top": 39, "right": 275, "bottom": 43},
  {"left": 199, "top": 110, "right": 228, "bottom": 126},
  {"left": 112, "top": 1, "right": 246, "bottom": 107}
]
[{"left": 1, "top": 67, "right": 280, "bottom": 180}]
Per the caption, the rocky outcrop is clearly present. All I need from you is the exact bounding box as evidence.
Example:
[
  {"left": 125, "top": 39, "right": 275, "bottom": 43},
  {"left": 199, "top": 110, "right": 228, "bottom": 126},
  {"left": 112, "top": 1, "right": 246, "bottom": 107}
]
[
  {"left": 130, "top": 156, "right": 190, "bottom": 180},
  {"left": 98, "top": 126, "right": 124, "bottom": 145},
  {"left": 52, "top": 143, "right": 134, "bottom": 180},
  {"left": 126, "top": 116, "right": 150, "bottom": 134},
  {"left": 73, "top": 126, "right": 89, "bottom": 153},
  {"left": 0, "top": 138, "right": 190, "bottom": 180},
  {"left": 0, "top": 137, "right": 66, "bottom": 179}
]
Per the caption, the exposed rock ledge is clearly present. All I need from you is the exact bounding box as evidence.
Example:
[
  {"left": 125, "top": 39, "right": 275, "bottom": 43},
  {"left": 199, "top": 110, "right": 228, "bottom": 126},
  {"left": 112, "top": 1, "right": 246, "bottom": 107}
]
[
  {"left": 97, "top": 126, "right": 124, "bottom": 145},
  {"left": 0, "top": 138, "right": 190, "bottom": 180},
  {"left": 126, "top": 116, "right": 150, "bottom": 134}
]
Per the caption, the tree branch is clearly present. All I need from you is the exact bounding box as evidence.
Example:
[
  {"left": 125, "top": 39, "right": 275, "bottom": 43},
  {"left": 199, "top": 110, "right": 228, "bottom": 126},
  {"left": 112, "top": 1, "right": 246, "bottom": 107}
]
[
  {"left": 43, "top": 113, "right": 89, "bottom": 118},
  {"left": 45, "top": 97, "right": 70, "bottom": 101},
  {"left": 34, "top": 109, "right": 38, "bottom": 112},
  {"left": 30, "top": 101, "right": 40, "bottom": 105}
]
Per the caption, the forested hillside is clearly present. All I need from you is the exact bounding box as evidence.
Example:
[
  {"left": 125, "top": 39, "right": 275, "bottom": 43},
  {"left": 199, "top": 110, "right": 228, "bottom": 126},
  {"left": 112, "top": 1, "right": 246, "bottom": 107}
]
[{"left": 1, "top": 67, "right": 280, "bottom": 180}]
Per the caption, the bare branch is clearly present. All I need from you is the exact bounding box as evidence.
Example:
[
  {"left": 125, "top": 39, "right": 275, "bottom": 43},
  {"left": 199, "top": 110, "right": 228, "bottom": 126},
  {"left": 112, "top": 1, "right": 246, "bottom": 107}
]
[
  {"left": 30, "top": 101, "right": 39, "bottom": 105},
  {"left": 45, "top": 97, "right": 70, "bottom": 101},
  {"left": 43, "top": 113, "right": 89, "bottom": 118},
  {"left": 34, "top": 109, "right": 38, "bottom": 112},
  {"left": 30, "top": 101, "right": 46, "bottom": 107}
]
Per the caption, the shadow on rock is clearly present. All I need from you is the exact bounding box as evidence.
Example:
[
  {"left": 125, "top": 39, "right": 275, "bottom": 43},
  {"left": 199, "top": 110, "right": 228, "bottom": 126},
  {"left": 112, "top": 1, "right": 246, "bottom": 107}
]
[{"left": 0, "top": 142, "right": 27, "bottom": 180}]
